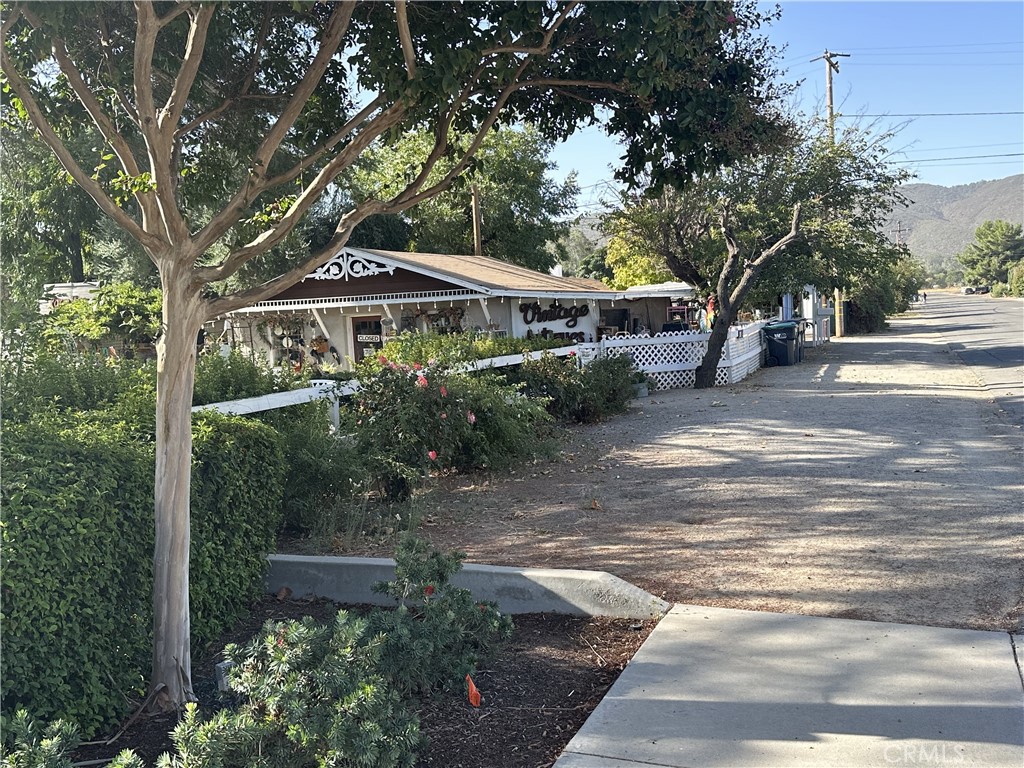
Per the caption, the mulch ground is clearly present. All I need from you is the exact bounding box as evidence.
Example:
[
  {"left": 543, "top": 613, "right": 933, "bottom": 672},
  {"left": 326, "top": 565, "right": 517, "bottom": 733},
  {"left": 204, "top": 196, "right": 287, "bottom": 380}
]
[{"left": 71, "top": 596, "right": 657, "bottom": 768}]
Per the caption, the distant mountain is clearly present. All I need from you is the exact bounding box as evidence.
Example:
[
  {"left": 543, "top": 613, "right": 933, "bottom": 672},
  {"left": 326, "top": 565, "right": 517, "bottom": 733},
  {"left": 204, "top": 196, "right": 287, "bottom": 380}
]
[{"left": 885, "top": 175, "right": 1024, "bottom": 269}]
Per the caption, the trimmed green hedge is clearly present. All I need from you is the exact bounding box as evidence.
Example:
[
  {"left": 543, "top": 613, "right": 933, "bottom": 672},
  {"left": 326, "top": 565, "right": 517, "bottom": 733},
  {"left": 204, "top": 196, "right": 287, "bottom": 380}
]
[
  {"left": 1, "top": 414, "right": 154, "bottom": 735},
  {"left": 1, "top": 411, "right": 285, "bottom": 738},
  {"left": 190, "top": 411, "right": 285, "bottom": 641}
]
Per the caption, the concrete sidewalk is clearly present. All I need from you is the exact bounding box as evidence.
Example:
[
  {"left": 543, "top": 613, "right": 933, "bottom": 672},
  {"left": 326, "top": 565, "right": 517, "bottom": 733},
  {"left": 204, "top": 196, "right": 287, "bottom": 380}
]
[{"left": 555, "top": 605, "right": 1024, "bottom": 768}]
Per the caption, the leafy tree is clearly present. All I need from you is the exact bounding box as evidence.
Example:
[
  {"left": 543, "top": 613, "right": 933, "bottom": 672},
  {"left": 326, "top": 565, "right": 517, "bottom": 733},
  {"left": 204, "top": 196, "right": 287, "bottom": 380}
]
[
  {"left": 605, "top": 228, "right": 672, "bottom": 289},
  {"left": 2, "top": 0, "right": 787, "bottom": 711},
  {"left": 551, "top": 226, "right": 610, "bottom": 281},
  {"left": 957, "top": 220, "right": 1024, "bottom": 286},
  {"left": 42, "top": 281, "right": 162, "bottom": 353},
  {"left": 605, "top": 118, "right": 911, "bottom": 387},
  {"left": 352, "top": 125, "right": 577, "bottom": 271}
]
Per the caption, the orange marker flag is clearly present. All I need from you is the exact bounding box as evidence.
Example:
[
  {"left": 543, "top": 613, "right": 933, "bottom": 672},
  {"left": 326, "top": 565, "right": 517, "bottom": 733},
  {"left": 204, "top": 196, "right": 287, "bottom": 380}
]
[{"left": 466, "top": 674, "right": 481, "bottom": 707}]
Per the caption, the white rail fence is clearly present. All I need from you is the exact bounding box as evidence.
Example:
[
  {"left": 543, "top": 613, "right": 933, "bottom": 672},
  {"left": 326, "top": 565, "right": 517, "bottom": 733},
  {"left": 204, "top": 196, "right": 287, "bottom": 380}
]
[{"left": 193, "top": 322, "right": 767, "bottom": 419}]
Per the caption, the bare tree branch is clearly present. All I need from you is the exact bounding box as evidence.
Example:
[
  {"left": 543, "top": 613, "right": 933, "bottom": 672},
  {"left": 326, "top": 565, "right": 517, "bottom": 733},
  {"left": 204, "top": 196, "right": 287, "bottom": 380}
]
[
  {"left": 156, "top": 2, "right": 194, "bottom": 29},
  {"left": 752, "top": 202, "right": 802, "bottom": 266},
  {"left": 262, "top": 95, "right": 386, "bottom": 189},
  {"left": 129, "top": 1, "right": 192, "bottom": 242},
  {"left": 518, "top": 79, "right": 632, "bottom": 95},
  {"left": 0, "top": 47, "right": 157, "bottom": 251},
  {"left": 25, "top": 17, "right": 147, "bottom": 188},
  {"left": 192, "top": 1, "right": 355, "bottom": 253},
  {"left": 194, "top": 102, "right": 406, "bottom": 282},
  {"left": 159, "top": 4, "right": 216, "bottom": 133},
  {"left": 98, "top": 13, "right": 141, "bottom": 124},
  {"left": 395, "top": 0, "right": 417, "bottom": 79},
  {"left": 1, "top": 6, "right": 23, "bottom": 40},
  {"left": 175, "top": 7, "right": 272, "bottom": 139},
  {"left": 133, "top": 1, "right": 159, "bottom": 131},
  {"left": 204, "top": 200, "right": 385, "bottom": 317}
]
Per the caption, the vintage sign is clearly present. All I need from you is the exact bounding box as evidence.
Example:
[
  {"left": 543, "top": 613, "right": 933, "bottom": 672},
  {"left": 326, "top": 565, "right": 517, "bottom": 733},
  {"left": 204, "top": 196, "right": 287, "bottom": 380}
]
[{"left": 519, "top": 301, "right": 590, "bottom": 328}]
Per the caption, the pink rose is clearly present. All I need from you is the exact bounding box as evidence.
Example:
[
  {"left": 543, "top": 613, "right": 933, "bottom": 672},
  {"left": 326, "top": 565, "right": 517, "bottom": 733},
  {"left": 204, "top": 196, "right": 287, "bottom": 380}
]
[
  {"left": 441, "top": 412, "right": 447, "bottom": 419},
  {"left": 416, "top": 376, "right": 428, "bottom": 388},
  {"left": 377, "top": 354, "right": 388, "bottom": 364},
  {"left": 428, "top": 450, "right": 438, "bottom": 461},
  {"left": 440, "top": 386, "right": 448, "bottom": 397},
  {"left": 467, "top": 411, "right": 476, "bottom": 424},
  {"left": 413, "top": 362, "right": 423, "bottom": 370}
]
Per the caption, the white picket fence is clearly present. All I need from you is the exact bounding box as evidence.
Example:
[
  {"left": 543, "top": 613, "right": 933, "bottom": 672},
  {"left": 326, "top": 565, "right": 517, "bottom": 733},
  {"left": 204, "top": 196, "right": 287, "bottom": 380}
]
[{"left": 193, "top": 322, "right": 767, "bottom": 418}]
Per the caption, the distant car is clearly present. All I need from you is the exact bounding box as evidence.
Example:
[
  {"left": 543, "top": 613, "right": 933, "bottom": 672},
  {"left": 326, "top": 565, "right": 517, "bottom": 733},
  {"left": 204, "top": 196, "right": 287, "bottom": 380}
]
[
  {"left": 961, "top": 286, "right": 975, "bottom": 295},
  {"left": 973, "top": 285, "right": 991, "bottom": 294}
]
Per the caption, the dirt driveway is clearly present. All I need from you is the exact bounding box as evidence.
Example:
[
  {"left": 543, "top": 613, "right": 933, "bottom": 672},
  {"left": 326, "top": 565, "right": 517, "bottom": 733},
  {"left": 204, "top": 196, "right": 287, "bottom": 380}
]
[{"left": 338, "top": 300, "right": 1024, "bottom": 632}]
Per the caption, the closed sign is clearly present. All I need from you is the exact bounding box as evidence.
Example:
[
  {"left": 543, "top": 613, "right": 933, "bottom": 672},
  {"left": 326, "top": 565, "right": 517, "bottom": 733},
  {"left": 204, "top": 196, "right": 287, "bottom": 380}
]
[{"left": 356, "top": 334, "right": 381, "bottom": 342}]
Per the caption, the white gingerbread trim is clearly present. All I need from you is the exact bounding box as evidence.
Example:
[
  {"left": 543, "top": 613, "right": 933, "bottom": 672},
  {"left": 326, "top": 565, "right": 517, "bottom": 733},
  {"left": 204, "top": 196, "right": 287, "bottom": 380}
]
[{"left": 304, "top": 251, "right": 397, "bottom": 281}]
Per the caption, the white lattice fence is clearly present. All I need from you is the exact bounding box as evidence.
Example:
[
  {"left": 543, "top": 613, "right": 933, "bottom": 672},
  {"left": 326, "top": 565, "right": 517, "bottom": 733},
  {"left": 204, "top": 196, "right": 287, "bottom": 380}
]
[{"left": 601, "top": 323, "right": 766, "bottom": 390}]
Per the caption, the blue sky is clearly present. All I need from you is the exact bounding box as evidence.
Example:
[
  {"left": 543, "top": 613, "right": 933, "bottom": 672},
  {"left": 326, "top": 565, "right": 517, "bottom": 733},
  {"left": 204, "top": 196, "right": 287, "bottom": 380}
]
[{"left": 551, "top": 2, "right": 1024, "bottom": 215}]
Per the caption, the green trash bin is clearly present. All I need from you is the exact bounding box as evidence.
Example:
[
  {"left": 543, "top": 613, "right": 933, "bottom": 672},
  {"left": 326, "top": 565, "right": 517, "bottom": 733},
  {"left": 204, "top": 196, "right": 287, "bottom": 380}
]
[{"left": 763, "top": 321, "right": 799, "bottom": 366}]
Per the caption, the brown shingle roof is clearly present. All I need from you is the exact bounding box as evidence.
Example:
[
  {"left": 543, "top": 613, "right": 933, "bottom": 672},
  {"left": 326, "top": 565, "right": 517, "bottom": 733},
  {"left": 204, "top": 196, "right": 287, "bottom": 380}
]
[{"left": 356, "top": 249, "right": 613, "bottom": 295}]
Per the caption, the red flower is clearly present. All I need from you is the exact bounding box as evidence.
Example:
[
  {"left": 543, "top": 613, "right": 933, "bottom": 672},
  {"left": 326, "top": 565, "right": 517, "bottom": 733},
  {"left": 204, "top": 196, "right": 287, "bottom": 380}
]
[
  {"left": 413, "top": 362, "right": 423, "bottom": 370},
  {"left": 568, "top": 351, "right": 577, "bottom": 357},
  {"left": 377, "top": 354, "right": 388, "bottom": 365},
  {"left": 440, "top": 386, "right": 448, "bottom": 397},
  {"left": 424, "top": 584, "right": 435, "bottom": 597},
  {"left": 416, "top": 376, "right": 428, "bottom": 388},
  {"left": 428, "top": 450, "right": 438, "bottom": 461}
]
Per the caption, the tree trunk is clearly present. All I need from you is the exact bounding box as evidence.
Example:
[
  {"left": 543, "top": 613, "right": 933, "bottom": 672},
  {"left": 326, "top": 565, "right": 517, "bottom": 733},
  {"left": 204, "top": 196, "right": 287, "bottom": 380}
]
[
  {"left": 150, "top": 266, "right": 205, "bottom": 711},
  {"left": 693, "top": 310, "right": 734, "bottom": 389},
  {"left": 66, "top": 230, "right": 86, "bottom": 283}
]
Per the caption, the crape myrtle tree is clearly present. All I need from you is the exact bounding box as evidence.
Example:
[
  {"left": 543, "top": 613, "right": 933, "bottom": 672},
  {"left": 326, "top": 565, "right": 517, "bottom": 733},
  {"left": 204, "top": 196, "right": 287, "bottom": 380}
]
[
  {"left": 605, "top": 118, "right": 910, "bottom": 388},
  {"left": 1, "top": 0, "right": 787, "bottom": 711}
]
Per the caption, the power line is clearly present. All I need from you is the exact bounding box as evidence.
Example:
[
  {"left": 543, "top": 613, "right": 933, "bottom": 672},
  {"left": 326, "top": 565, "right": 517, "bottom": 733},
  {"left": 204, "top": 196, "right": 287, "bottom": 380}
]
[
  {"left": 852, "top": 111, "right": 1024, "bottom": 117},
  {"left": 852, "top": 49, "right": 1022, "bottom": 57},
  {"left": 894, "top": 152, "right": 1024, "bottom": 164},
  {"left": 848, "top": 62, "right": 1022, "bottom": 67},
  {"left": 907, "top": 160, "right": 1023, "bottom": 169},
  {"left": 901, "top": 141, "right": 1022, "bottom": 153},
  {"left": 845, "top": 40, "right": 1023, "bottom": 52}
]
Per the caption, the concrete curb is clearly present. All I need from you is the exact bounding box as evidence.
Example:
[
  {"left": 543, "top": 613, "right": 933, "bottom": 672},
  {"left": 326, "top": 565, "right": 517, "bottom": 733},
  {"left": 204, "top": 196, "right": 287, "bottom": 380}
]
[{"left": 266, "top": 554, "right": 671, "bottom": 619}]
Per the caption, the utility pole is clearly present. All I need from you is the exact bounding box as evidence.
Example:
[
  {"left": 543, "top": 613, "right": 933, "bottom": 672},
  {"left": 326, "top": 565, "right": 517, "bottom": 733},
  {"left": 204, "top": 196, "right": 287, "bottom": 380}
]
[
  {"left": 471, "top": 184, "right": 483, "bottom": 257},
  {"left": 812, "top": 50, "right": 850, "bottom": 144},
  {"left": 812, "top": 49, "right": 850, "bottom": 335}
]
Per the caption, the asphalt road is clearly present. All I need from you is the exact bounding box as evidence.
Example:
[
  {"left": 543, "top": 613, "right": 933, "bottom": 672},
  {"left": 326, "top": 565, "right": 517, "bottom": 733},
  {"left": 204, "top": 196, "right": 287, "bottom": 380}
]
[{"left": 916, "top": 291, "right": 1024, "bottom": 430}]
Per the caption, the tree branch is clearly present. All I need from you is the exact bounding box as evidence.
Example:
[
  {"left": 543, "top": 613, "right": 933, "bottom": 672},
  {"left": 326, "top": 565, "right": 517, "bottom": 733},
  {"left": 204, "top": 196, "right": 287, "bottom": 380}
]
[
  {"left": 194, "top": 102, "right": 406, "bottom": 281},
  {"left": 395, "top": 0, "right": 417, "bottom": 79},
  {"left": 1, "top": 6, "right": 22, "bottom": 40},
  {"left": 159, "top": 4, "right": 216, "bottom": 133},
  {"left": 133, "top": 1, "right": 159, "bottom": 132},
  {"left": 192, "top": 1, "right": 355, "bottom": 253},
  {"left": 0, "top": 47, "right": 157, "bottom": 250},
  {"left": 98, "top": 13, "right": 141, "bottom": 124},
  {"left": 204, "top": 201, "right": 385, "bottom": 318},
  {"left": 156, "top": 2, "right": 194, "bottom": 29},
  {"left": 262, "top": 95, "right": 386, "bottom": 189},
  {"left": 27, "top": 21, "right": 146, "bottom": 189},
  {"left": 175, "top": 7, "right": 272, "bottom": 139}
]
